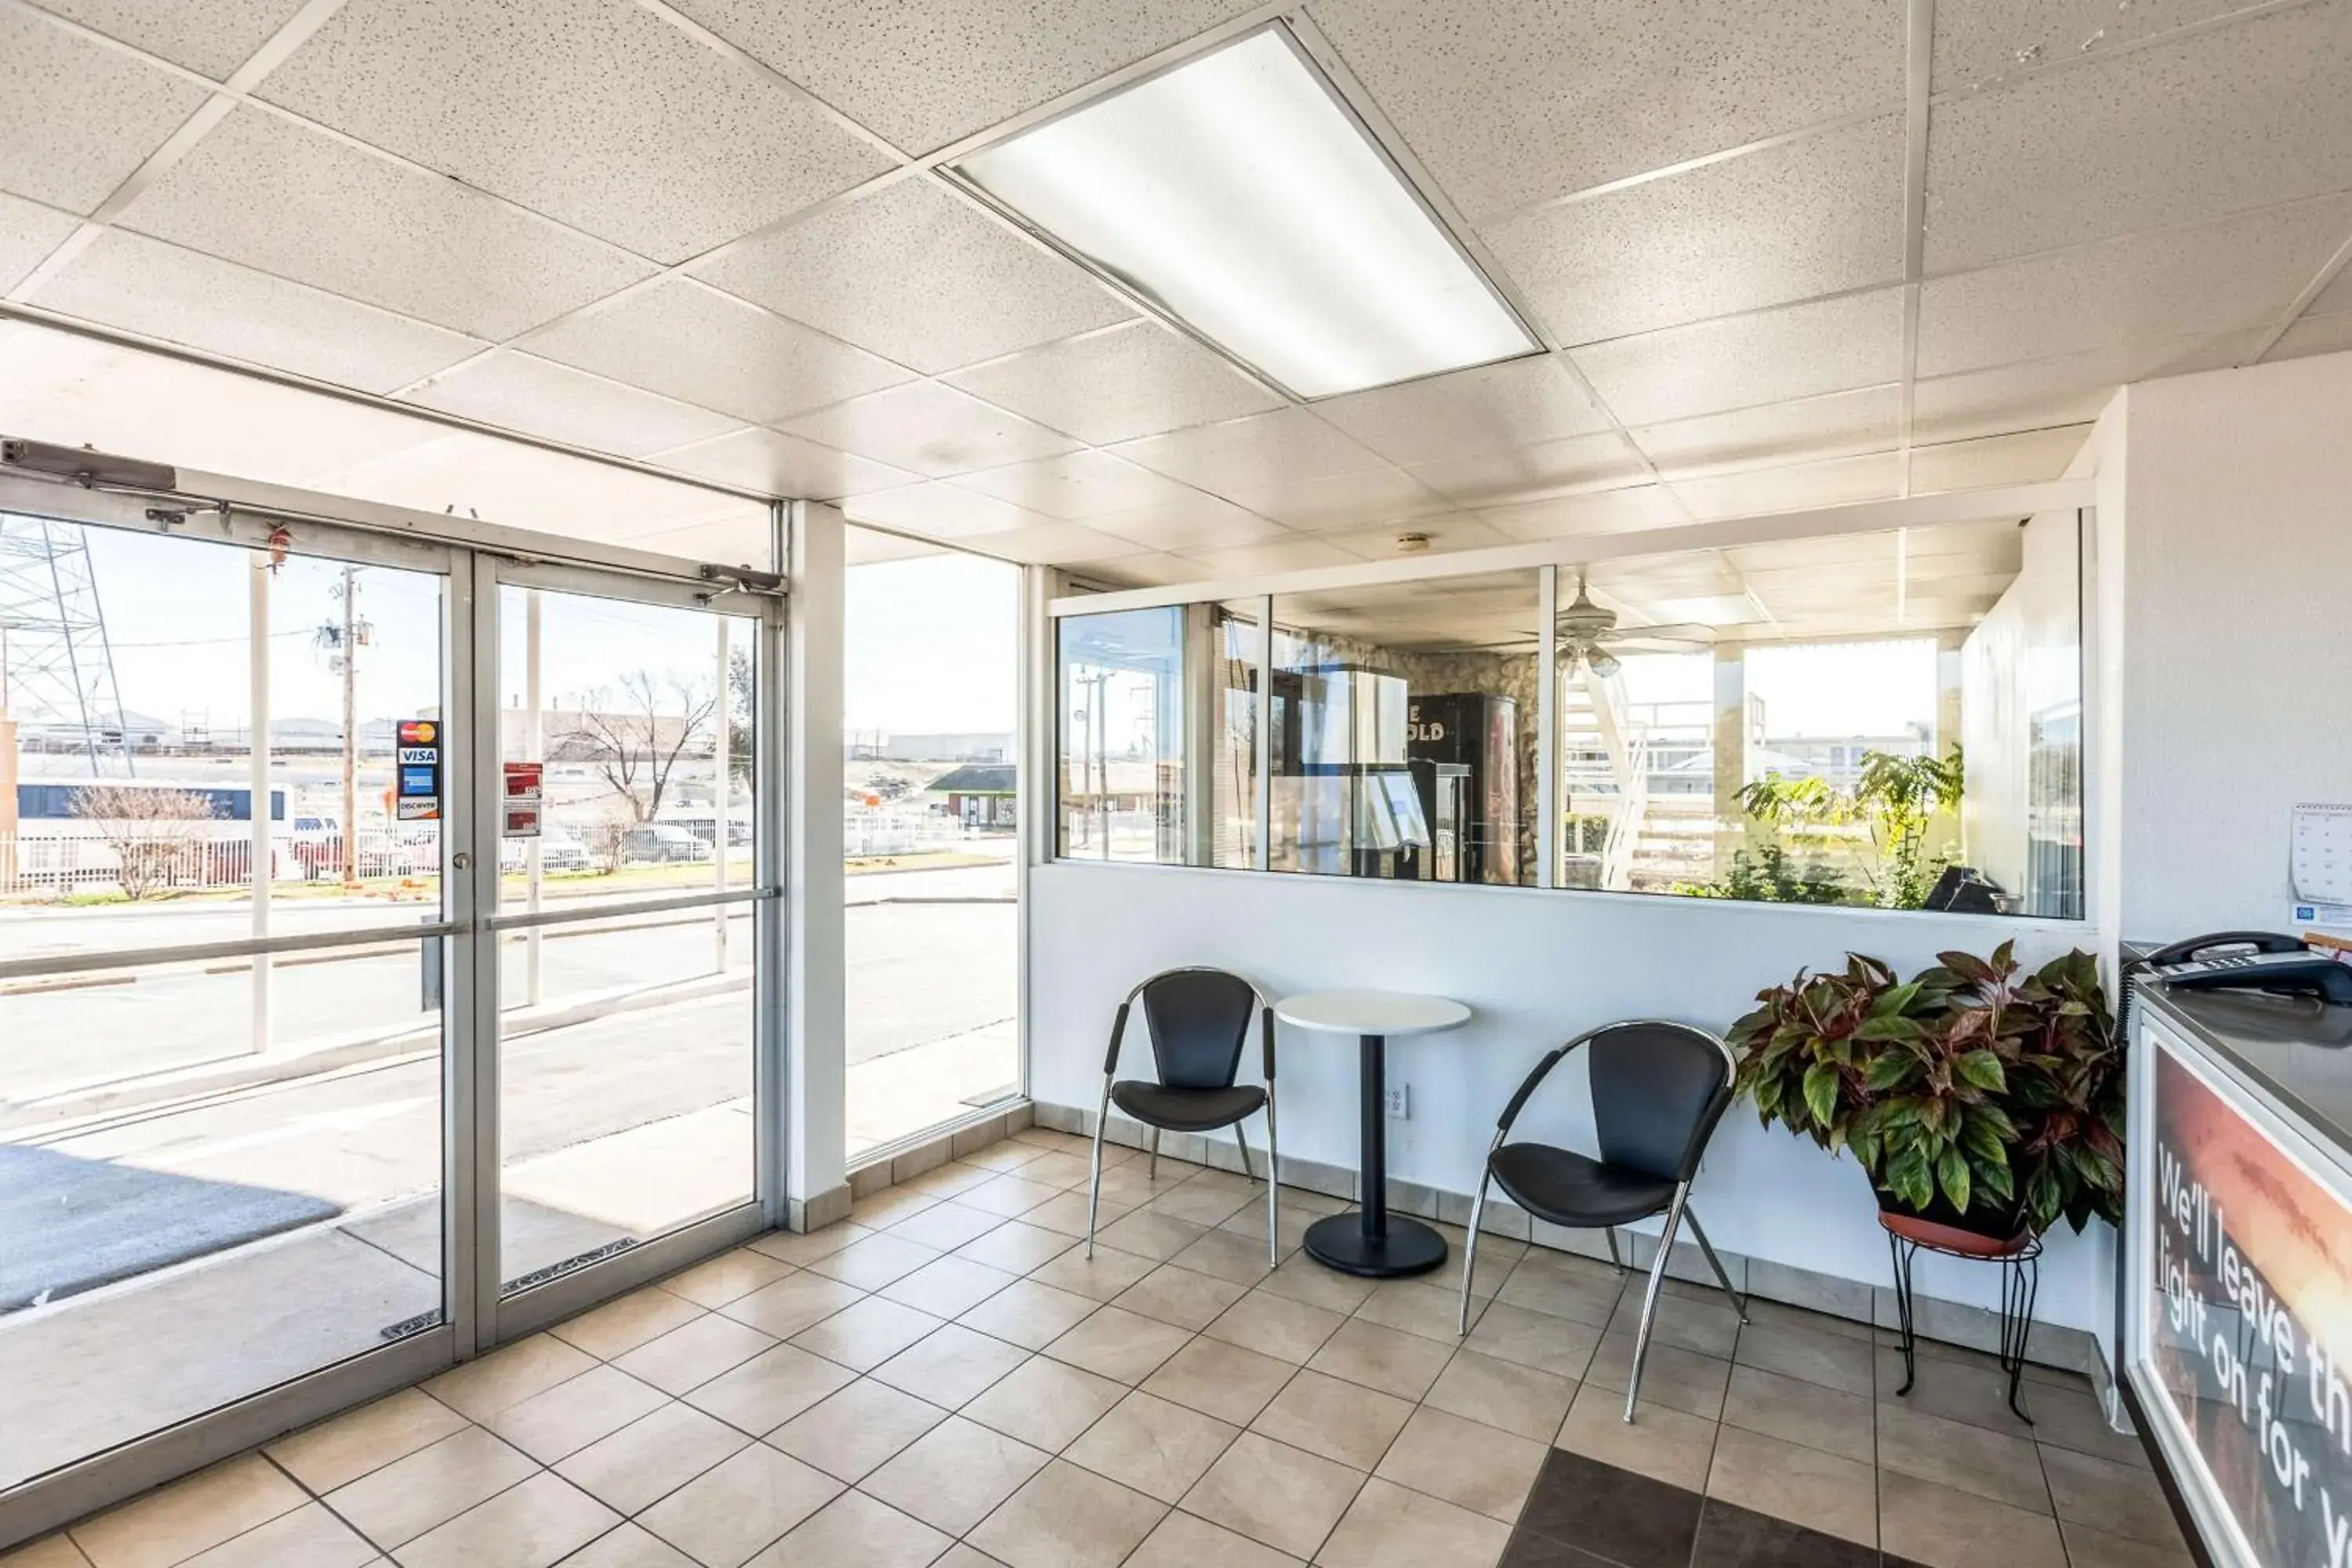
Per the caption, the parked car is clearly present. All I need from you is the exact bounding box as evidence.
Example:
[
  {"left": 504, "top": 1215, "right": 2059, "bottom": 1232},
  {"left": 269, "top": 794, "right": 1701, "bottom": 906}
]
[
  {"left": 499, "top": 825, "right": 590, "bottom": 874},
  {"left": 619, "top": 823, "right": 706, "bottom": 864}
]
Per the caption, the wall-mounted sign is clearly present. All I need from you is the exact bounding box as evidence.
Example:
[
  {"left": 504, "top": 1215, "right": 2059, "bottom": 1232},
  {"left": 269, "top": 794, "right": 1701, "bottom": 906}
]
[
  {"left": 503, "top": 760, "right": 543, "bottom": 839},
  {"left": 396, "top": 718, "right": 440, "bottom": 822}
]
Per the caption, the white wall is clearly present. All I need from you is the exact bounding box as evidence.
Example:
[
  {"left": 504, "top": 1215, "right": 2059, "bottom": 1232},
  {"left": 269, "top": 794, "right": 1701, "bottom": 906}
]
[
  {"left": 2110, "top": 352, "right": 2352, "bottom": 936},
  {"left": 1962, "top": 510, "right": 2081, "bottom": 901},
  {"left": 1029, "top": 860, "right": 2114, "bottom": 1333}
]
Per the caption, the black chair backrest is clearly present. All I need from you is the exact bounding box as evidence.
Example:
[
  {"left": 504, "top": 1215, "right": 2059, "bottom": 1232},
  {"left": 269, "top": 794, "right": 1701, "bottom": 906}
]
[
  {"left": 1139, "top": 969, "right": 1256, "bottom": 1091},
  {"left": 1589, "top": 1022, "right": 1734, "bottom": 1184}
]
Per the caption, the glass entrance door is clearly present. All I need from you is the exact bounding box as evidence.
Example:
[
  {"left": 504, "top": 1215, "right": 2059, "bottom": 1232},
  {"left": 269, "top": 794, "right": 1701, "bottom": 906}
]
[{"left": 485, "top": 564, "right": 772, "bottom": 1334}]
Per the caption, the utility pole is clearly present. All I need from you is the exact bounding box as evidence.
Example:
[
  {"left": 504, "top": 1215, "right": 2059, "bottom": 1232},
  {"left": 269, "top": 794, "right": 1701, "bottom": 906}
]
[{"left": 331, "top": 565, "right": 361, "bottom": 891}]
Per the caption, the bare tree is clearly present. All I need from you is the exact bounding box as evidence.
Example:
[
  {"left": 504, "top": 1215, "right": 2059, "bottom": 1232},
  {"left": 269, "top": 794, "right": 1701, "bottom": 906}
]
[
  {"left": 71, "top": 784, "right": 220, "bottom": 900},
  {"left": 557, "top": 670, "right": 717, "bottom": 823}
]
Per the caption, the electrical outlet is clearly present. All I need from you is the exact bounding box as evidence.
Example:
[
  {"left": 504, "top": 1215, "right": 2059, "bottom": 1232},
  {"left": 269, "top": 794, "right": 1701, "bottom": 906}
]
[{"left": 1384, "top": 1084, "right": 1410, "bottom": 1120}]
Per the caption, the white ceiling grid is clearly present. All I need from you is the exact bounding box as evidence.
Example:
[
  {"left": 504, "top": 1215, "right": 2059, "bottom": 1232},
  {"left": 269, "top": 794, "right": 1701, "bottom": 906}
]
[{"left": 0, "top": 0, "right": 2347, "bottom": 577}]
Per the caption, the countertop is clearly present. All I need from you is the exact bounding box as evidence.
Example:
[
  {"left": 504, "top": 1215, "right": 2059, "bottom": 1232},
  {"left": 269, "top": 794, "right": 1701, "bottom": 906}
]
[{"left": 2136, "top": 980, "right": 2352, "bottom": 1160}]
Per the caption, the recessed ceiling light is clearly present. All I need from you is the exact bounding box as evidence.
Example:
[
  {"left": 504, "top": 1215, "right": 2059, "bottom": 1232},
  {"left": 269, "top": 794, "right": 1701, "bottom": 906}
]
[{"left": 952, "top": 28, "right": 1539, "bottom": 400}]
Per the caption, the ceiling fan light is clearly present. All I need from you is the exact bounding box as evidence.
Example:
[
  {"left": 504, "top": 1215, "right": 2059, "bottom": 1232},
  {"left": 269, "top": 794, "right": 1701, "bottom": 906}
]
[{"left": 1588, "top": 649, "right": 1621, "bottom": 677}]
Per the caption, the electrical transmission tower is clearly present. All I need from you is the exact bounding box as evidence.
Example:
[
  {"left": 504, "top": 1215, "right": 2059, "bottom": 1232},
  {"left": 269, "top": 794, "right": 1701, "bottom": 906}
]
[{"left": 0, "top": 512, "right": 134, "bottom": 775}]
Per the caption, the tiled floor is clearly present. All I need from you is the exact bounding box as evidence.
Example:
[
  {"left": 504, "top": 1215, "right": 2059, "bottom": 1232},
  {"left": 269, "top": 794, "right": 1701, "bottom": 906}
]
[{"left": 4, "top": 1129, "right": 2194, "bottom": 1568}]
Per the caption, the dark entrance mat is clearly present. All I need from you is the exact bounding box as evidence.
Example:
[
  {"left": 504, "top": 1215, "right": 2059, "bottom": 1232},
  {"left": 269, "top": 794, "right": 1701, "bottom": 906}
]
[{"left": 0, "top": 1145, "right": 341, "bottom": 1311}]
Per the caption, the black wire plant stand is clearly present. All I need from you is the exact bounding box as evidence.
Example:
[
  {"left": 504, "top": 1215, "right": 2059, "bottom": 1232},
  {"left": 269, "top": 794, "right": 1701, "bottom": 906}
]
[{"left": 1883, "top": 1217, "right": 2042, "bottom": 1423}]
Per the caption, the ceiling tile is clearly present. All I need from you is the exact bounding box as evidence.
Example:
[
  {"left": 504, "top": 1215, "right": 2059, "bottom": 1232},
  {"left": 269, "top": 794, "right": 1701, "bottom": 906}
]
[
  {"left": 1308, "top": 0, "right": 1903, "bottom": 220},
  {"left": 782, "top": 379, "right": 1083, "bottom": 477},
  {"left": 314, "top": 428, "right": 750, "bottom": 539},
  {"left": 1908, "top": 426, "right": 2092, "bottom": 492},
  {"left": 123, "top": 107, "right": 655, "bottom": 340},
  {"left": 951, "top": 521, "right": 1148, "bottom": 565},
  {"left": 953, "top": 449, "right": 1200, "bottom": 521},
  {"left": 1929, "top": 0, "right": 2254, "bottom": 94},
  {"left": 1668, "top": 451, "right": 1904, "bottom": 520},
  {"left": 1570, "top": 289, "right": 1905, "bottom": 426},
  {"left": 1475, "top": 484, "right": 1686, "bottom": 541},
  {"left": 945, "top": 320, "right": 1286, "bottom": 446},
  {"left": 1909, "top": 332, "right": 2243, "bottom": 444},
  {"left": 0, "top": 191, "right": 83, "bottom": 292},
  {"left": 1109, "top": 406, "right": 1385, "bottom": 491},
  {"left": 690, "top": 178, "right": 1131, "bottom": 375},
  {"left": 399, "top": 349, "right": 740, "bottom": 457},
  {"left": 1072, "top": 552, "right": 1214, "bottom": 588},
  {"left": 259, "top": 0, "right": 892, "bottom": 263},
  {"left": 2270, "top": 307, "right": 2352, "bottom": 363},
  {"left": 843, "top": 480, "right": 1053, "bottom": 539},
  {"left": 653, "top": 427, "right": 919, "bottom": 501},
  {"left": 1916, "top": 197, "right": 2352, "bottom": 376},
  {"left": 2314, "top": 264, "right": 2352, "bottom": 316},
  {"left": 665, "top": 0, "right": 1265, "bottom": 157},
  {"left": 1924, "top": 3, "right": 2352, "bottom": 272},
  {"left": 845, "top": 525, "right": 948, "bottom": 566},
  {"left": 529, "top": 279, "right": 910, "bottom": 426},
  {"left": 31, "top": 227, "right": 486, "bottom": 394},
  {"left": 1321, "top": 515, "right": 1514, "bottom": 561},
  {"left": 27, "top": 0, "right": 310, "bottom": 78},
  {"left": 1076, "top": 495, "right": 1290, "bottom": 552},
  {"left": 1178, "top": 536, "right": 1361, "bottom": 576},
  {"left": 1403, "top": 430, "right": 1646, "bottom": 506},
  {"left": 1483, "top": 114, "right": 1905, "bottom": 345},
  {"left": 1632, "top": 387, "right": 1903, "bottom": 477},
  {"left": 1219, "top": 466, "right": 1456, "bottom": 529},
  {"left": 619, "top": 506, "right": 779, "bottom": 570},
  {"left": 0, "top": 9, "right": 211, "bottom": 214},
  {"left": 1312, "top": 354, "right": 1607, "bottom": 464}
]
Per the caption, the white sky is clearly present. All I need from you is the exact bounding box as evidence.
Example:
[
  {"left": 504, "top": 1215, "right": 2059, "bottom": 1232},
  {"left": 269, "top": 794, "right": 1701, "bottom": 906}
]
[
  {"left": 1617, "top": 640, "right": 1936, "bottom": 737},
  {"left": 844, "top": 543, "right": 1018, "bottom": 735}
]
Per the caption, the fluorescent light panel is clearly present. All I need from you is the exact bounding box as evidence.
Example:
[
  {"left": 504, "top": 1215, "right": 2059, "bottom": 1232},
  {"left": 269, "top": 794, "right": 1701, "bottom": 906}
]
[{"left": 955, "top": 31, "right": 1537, "bottom": 399}]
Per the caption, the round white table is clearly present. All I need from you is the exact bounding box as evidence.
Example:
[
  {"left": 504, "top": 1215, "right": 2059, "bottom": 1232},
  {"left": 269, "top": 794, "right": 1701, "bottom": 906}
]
[{"left": 1275, "top": 989, "right": 1472, "bottom": 1279}]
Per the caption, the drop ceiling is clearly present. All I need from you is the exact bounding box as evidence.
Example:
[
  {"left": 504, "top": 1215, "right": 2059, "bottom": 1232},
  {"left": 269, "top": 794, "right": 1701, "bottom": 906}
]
[{"left": 2, "top": 0, "right": 2347, "bottom": 583}]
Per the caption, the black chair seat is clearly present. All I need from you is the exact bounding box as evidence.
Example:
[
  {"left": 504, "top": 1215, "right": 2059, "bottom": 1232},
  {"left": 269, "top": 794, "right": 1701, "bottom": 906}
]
[
  {"left": 1489, "top": 1142, "right": 1675, "bottom": 1228},
  {"left": 1111, "top": 1080, "right": 1265, "bottom": 1133}
]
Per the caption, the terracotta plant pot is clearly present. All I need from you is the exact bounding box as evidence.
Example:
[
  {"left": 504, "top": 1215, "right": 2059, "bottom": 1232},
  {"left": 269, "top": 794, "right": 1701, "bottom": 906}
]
[{"left": 1875, "top": 1191, "right": 2032, "bottom": 1258}]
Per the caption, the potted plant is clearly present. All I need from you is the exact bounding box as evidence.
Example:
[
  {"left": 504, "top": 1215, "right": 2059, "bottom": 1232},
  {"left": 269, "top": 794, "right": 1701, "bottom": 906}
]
[{"left": 1728, "top": 941, "right": 2125, "bottom": 1252}]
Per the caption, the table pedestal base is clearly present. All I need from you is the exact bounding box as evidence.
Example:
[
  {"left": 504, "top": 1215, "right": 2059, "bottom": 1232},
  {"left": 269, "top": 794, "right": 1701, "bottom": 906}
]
[{"left": 1302, "top": 1212, "right": 1448, "bottom": 1278}]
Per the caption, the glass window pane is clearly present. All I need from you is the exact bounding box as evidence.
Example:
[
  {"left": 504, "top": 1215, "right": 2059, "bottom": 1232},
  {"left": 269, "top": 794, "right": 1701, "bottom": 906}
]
[
  {"left": 1056, "top": 607, "right": 1186, "bottom": 862},
  {"left": 1207, "top": 603, "right": 1261, "bottom": 869}
]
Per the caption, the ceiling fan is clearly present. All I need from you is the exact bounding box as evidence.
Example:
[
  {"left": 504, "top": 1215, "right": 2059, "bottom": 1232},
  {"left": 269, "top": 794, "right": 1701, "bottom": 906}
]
[{"left": 1553, "top": 571, "right": 1711, "bottom": 678}]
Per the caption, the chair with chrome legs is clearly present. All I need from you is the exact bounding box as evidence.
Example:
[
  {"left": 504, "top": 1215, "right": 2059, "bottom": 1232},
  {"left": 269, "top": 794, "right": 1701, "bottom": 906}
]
[
  {"left": 1458, "top": 1020, "right": 1749, "bottom": 1423},
  {"left": 1085, "top": 967, "right": 1280, "bottom": 1268}
]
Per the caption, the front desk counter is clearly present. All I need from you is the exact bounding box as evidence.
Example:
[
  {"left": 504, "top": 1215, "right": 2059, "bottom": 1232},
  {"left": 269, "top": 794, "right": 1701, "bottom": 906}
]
[{"left": 2122, "top": 983, "right": 2352, "bottom": 1568}]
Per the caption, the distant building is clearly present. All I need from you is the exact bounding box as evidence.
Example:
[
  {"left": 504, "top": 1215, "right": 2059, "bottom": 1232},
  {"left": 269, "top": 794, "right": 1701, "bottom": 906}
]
[
  {"left": 883, "top": 731, "right": 1011, "bottom": 762},
  {"left": 927, "top": 763, "right": 1017, "bottom": 828}
]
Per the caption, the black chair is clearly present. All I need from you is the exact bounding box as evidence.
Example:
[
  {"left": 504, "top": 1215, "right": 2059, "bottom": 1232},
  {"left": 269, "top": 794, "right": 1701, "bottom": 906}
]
[
  {"left": 1086, "top": 967, "right": 1279, "bottom": 1267},
  {"left": 1460, "top": 1020, "right": 1750, "bottom": 1422}
]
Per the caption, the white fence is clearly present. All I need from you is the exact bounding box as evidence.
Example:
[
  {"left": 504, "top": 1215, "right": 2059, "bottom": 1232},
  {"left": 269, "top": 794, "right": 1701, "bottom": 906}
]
[{"left": 0, "top": 827, "right": 441, "bottom": 900}]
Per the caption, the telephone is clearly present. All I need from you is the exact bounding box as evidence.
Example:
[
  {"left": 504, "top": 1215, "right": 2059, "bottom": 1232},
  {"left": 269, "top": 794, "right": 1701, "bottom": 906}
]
[{"left": 2147, "top": 931, "right": 2352, "bottom": 1006}]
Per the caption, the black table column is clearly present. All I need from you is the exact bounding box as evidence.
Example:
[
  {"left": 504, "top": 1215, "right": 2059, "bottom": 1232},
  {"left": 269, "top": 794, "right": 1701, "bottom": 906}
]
[{"left": 1301, "top": 1031, "right": 1450, "bottom": 1278}]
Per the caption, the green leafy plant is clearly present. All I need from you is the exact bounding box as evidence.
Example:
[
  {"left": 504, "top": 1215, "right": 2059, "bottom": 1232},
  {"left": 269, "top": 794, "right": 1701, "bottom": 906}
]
[
  {"left": 1673, "top": 844, "right": 1850, "bottom": 905},
  {"left": 1726, "top": 747, "right": 1965, "bottom": 910},
  {"left": 1729, "top": 940, "right": 2125, "bottom": 1236}
]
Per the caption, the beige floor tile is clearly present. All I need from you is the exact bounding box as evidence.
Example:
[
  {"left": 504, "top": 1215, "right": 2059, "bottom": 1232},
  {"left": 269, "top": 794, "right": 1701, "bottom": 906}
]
[
  {"left": 1250, "top": 1370, "right": 1413, "bottom": 1471},
  {"left": 957, "top": 1279, "right": 1100, "bottom": 1351},
  {"left": 905, "top": 1161, "right": 1011, "bottom": 1200},
  {"left": 423, "top": 1335, "right": 598, "bottom": 1423},
  {"left": 1203, "top": 1293, "right": 1347, "bottom": 1365},
  {"left": 1878, "top": 1399, "right": 2050, "bottom": 1511},
  {"left": 743, "top": 1489, "right": 950, "bottom": 1568},
  {"left": 851, "top": 1189, "right": 944, "bottom": 1230},
  {"left": 954, "top": 1221, "right": 1078, "bottom": 1276},
  {"left": 1878, "top": 1470, "right": 2067, "bottom": 1568},
  {"left": 1179, "top": 1432, "right": 1365, "bottom": 1560},
  {"left": 968, "top": 1458, "right": 1168, "bottom": 1567},
  {"left": 490, "top": 1365, "right": 673, "bottom": 1463},
  {"left": 1734, "top": 1319, "right": 1875, "bottom": 1397},
  {"left": 963, "top": 1356, "right": 1128, "bottom": 1452},
  {"left": 614, "top": 1312, "right": 779, "bottom": 1396},
  {"left": 1875, "top": 1345, "right": 2038, "bottom": 1439},
  {"left": 1256, "top": 1255, "right": 1376, "bottom": 1316},
  {"left": 174, "top": 1503, "right": 376, "bottom": 1568},
  {"left": 1124, "top": 1511, "right": 1304, "bottom": 1567},
  {"left": 1421, "top": 1350, "right": 1575, "bottom": 1443},
  {"left": 1603, "top": 1287, "right": 1742, "bottom": 1360},
  {"left": 862, "top": 1416, "right": 1051, "bottom": 1536},
  {"left": 1011, "top": 1128, "right": 1091, "bottom": 1156},
  {"left": 267, "top": 1388, "right": 471, "bottom": 1494},
  {"left": 871, "top": 1323, "right": 1030, "bottom": 1408},
  {"left": 1314, "top": 1476, "right": 1510, "bottom": 1568},
  {"left": 636, "top": 1445, "right": 842, "bottom": 1568},
  {"left": 1041, "top": 1305, "right": 1193, "bottom": 1384},
  {"left": 2058, "top": 1519, "right": 2195, "bottom": 1567},
  {"left": 554, "top": 1401, "right": 751, "bottom": 1516},
  {"left": 747, "top": 1225, "right": 869, "bottom": 1269},
  {"left": 1146, "top": 1175, "right": 1260, "bottom": 1229},
  {"left": 808, "top": 1234, "right": 942, "bottom": 1293},
  {"left": 1095, "top": 1161, "right": 1183, "bottom": 1208},
  {"left": 550, "top": 1287, "right": 710, "bottom": 1362},
  {"left": 1744, "top": 1296, "right": 1872, "bottom": 1345},
  {"left": 1065, "top": 1390, "right": 1239, "bottom": 1501},
  {"left": 719, "top": 1273, "right": 868, "bottom": 1340},
  {"left": 1025, "top": 1246, "right": 1157, "bottom": 1303},
  {"left": 556, "top": 1521, "right": 700, "bottom": 1566},
  {"left": 683, "top": 1344, "right": 858, "bottom": 1436},
  {"left": 394, "top": 1472, "right": 619, "bottom": 1568},
  {"left": 1140, "top": 1336, "right": 1301, "bottom": 1427},
  {"left": 884, "top": 1200, "right": 1007, "bottom": 1254},
  {"left": 960, "top": 1175, "right": 1063, "bottom": 1219},
  {"left": 1015, "top": 1152, "right": 1099, "bottom": 1189},
  {"left": 1445, "top": 1229, "right": 1523, "bottom": 1301},
  {"left": 790, "top": 1298, "right": 943, "bottom": 1373},
  {"left": 0, "top": 1537, "right": 92, "bottom": 1568},
  {"left": 1374, "top": 1406, "right": 1544, "bottom": 1523},
  {"left": 1306, "top": 1320, "right": 1453, "bottom": 1400},
  {"left": 768, "top": 1378, "right": 949, "bottom": 1483},
  {"left": 1461, "top": 1301, "right": 1602, "bottom": 1381},
  {"left": 1019, "top": 1191, "right": 1131, "bottom": 1240},
  {"left": 963, "top": 1142, "right": 1051, "bottom": 1174},
  {"left": 1705, "top": 1423, "right": 1878, "bottom": 1547},
  {"left": 1580, "top": 1331, "right": 1731, "bottom": 1421},
  {"left": 2024, "top": 1387, "right": 2149, "bottom": 1468},
  {"left": 2040, "top": 1445, "right": 2175, "bottom": 1544},
  {"left": 325, "top": 1427, "right": 539, "bottom": 1551},
  {"left": 1116, "top": 1264, "right": 1250, "bottom": 1331},
  {"left": 1552, "top": 1381, "right": 1715, "bottom": 1492},
  {"left": 1495, "top": 1254, "right": 1625, "bottom": 1330},
  {"left": 1098, "top": 1210, "right": 1211, "bottom": 1262},
  {"left": 1169, "top": 1227, "right": 1281, "bottom": 1287},
  {"left": 1720, "top": 1363, "right": 1874, "bottom": 1463},
  {"left": 1348, "top": 1279, "right": 1461, "bottom": 1347},
  {"left": 880, "top": 1256, "right": 1020, "bottom": 1319},
  {"left": 663, "top": 1249, "right": 795, "bottom": 1310}
]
